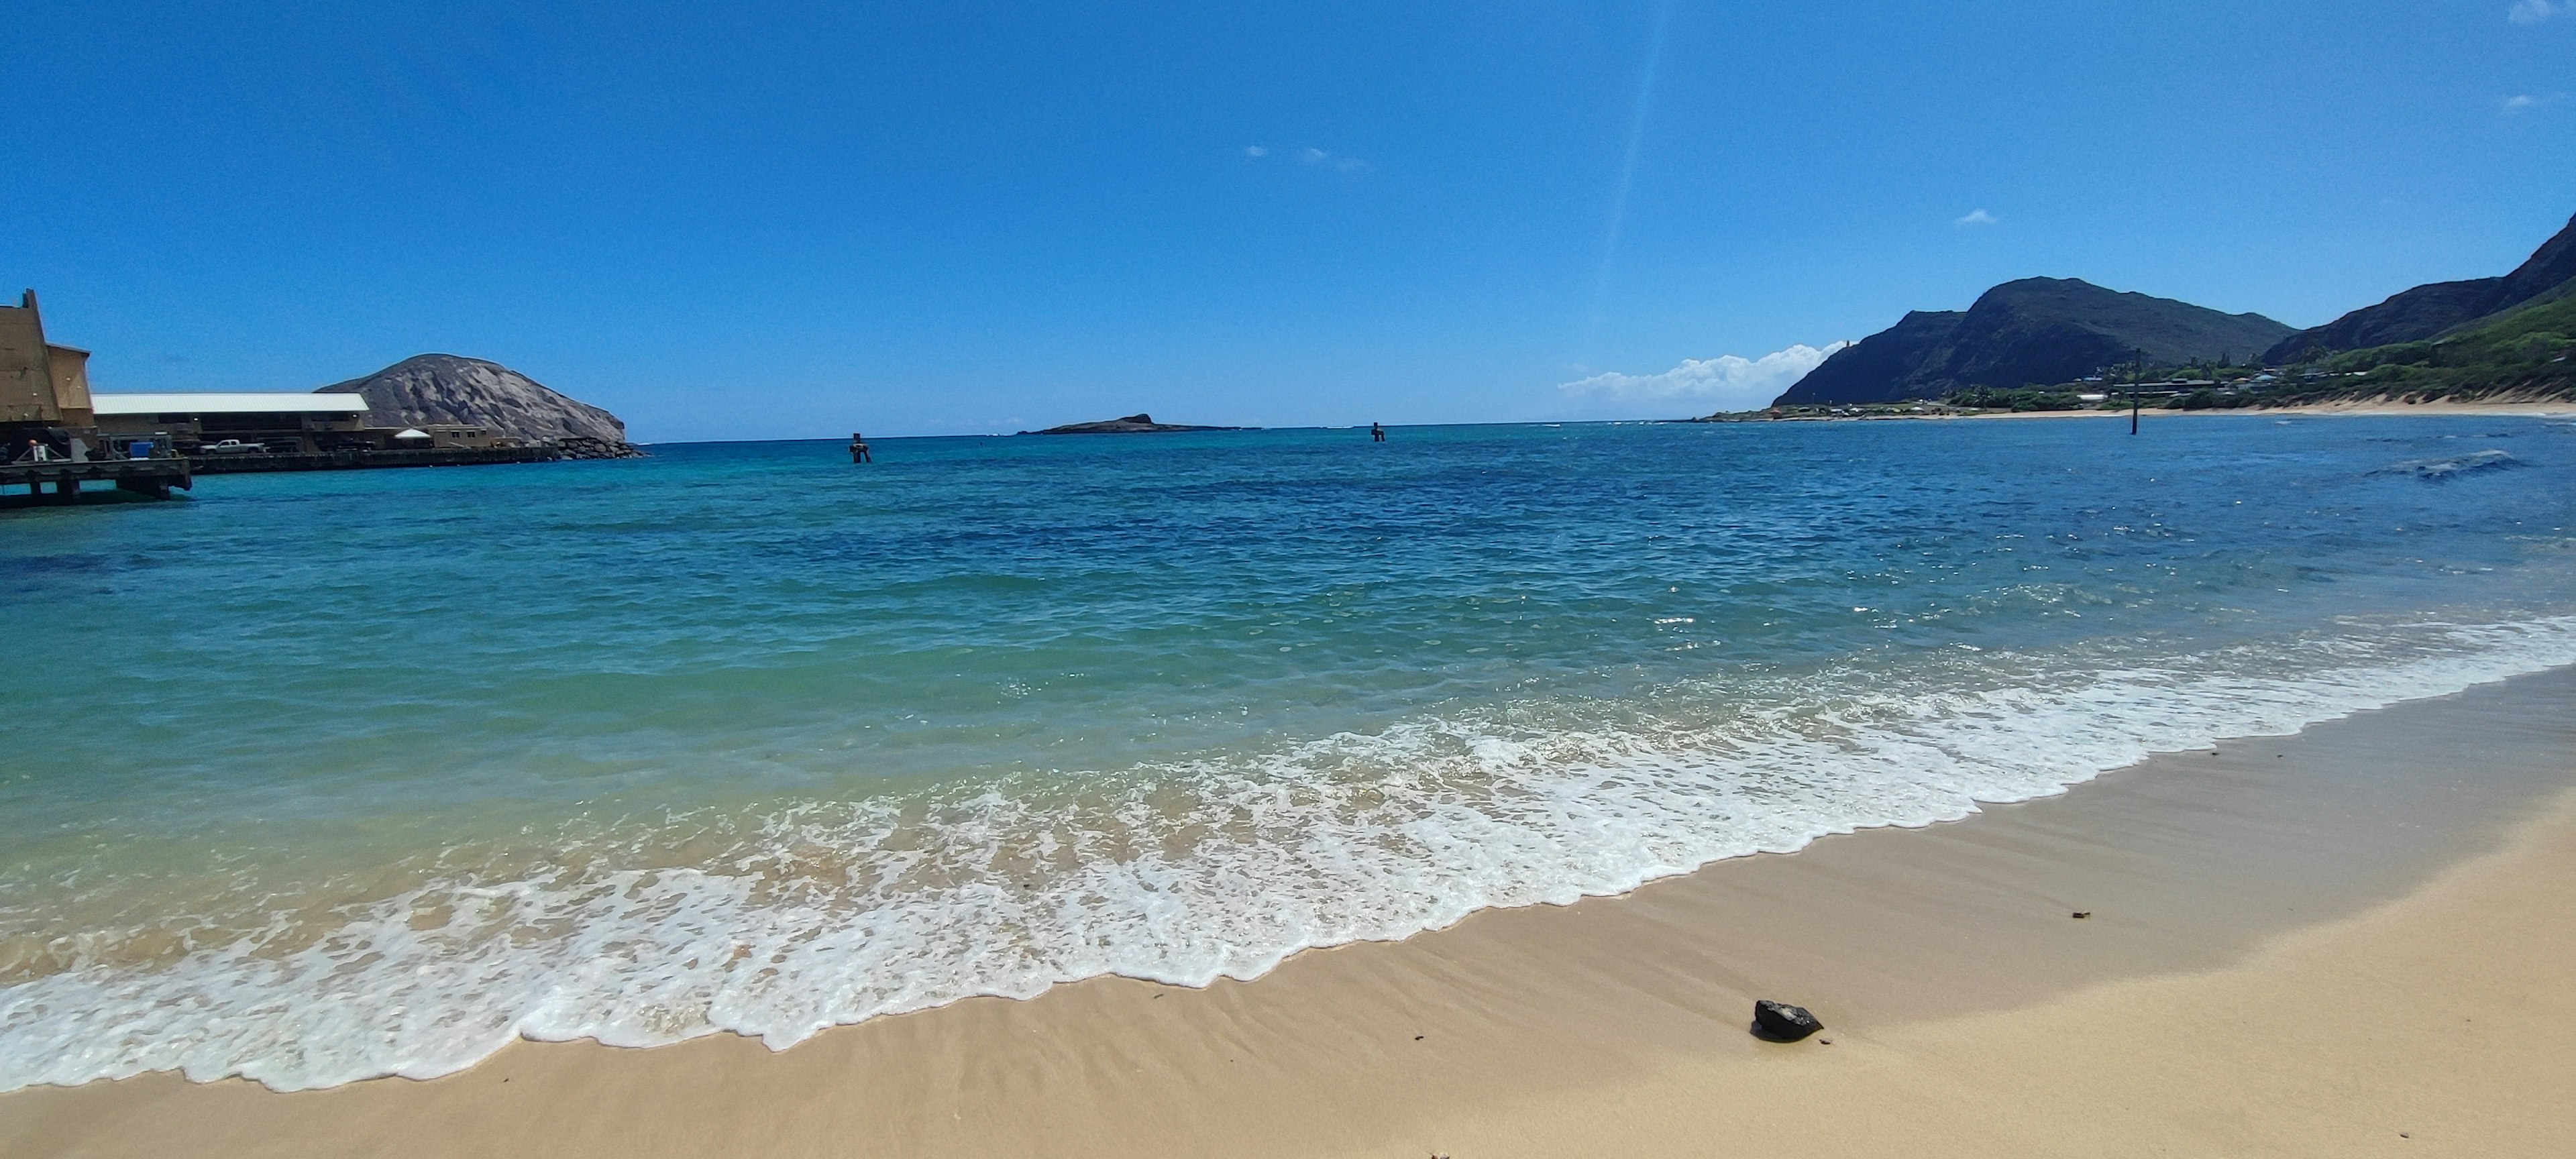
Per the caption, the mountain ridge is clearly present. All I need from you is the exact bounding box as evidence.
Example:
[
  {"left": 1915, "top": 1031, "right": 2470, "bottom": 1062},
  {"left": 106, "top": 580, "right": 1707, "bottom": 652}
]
[
  {"left": 2264, "top": 214, "right": 2576, "bottom": 364},
  {"left": 1774, "top": 278, "right": 2292, "bottom": 406}
]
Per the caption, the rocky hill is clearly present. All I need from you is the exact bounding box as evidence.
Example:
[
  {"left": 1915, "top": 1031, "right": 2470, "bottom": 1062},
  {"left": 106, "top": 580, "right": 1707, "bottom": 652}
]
[
  {"left": 320, "top": 355, "right": 639, "bottom": 451},
  {"left": 2264, "top": 213, "right": 2576, "bottom": 364},
  {"left": 1774, "top": 278, "right": 2292, "bottom": 406}
]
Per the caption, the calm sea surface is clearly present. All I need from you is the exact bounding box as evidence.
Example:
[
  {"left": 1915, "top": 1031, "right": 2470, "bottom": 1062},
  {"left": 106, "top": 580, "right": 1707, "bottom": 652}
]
[{"left": 5, "top": 416, "right": 2575, "bottom": 1089}]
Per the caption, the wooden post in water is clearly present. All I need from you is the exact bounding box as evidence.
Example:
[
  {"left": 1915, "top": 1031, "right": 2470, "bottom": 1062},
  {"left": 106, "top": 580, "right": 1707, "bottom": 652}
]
[{"left": 2129, "top": 348, "right": 2144, "bottom": 435}]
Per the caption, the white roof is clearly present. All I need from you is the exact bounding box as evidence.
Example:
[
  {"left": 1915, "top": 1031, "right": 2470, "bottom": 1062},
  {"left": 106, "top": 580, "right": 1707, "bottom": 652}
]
[{"left": 91, "top": 392, "right": 371, "bottom": 416}]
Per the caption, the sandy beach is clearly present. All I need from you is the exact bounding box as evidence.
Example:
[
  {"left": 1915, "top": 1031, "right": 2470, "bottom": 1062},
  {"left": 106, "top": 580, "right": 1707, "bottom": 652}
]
[
  {"left": 1963, "top": 398, "right": 2576, "bottom": 420},
  {"left": 5, "top": 666, "right": 2570, "bottom": 1157}
]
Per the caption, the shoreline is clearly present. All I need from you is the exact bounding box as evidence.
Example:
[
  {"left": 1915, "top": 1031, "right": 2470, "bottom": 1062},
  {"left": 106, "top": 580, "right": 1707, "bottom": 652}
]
[
  {"left": 1968, "top": 397, "right": 2576, "bottom": 420},
  {"left": 5, "top": 666, "right": 2571, "bottom": 1156},
  {"left": 1690, "top": 398, "right": 2576, "bottom": 423}
]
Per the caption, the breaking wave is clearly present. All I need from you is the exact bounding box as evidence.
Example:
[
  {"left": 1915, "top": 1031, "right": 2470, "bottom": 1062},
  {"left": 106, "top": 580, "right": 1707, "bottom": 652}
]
[{"left": 6, "top": 614, "right": 2573, "bottom": 1092}]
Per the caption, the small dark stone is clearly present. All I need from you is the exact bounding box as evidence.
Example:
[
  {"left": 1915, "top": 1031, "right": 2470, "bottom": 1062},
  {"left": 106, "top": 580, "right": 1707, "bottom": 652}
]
[{"left": 1752, "top": 999, "right": 1823, "bottom": 1041}]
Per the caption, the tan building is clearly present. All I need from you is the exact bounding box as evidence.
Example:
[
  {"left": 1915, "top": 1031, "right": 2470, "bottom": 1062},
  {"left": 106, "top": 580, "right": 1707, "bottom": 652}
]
[{"left": 1, "top": 290, "right": 95, "bottom": 427}]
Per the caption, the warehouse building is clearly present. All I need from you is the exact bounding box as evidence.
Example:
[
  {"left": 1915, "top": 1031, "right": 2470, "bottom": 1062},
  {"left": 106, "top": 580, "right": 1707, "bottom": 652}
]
[{"left": 90, "top": 392, "right": 374, "bottom": 454}]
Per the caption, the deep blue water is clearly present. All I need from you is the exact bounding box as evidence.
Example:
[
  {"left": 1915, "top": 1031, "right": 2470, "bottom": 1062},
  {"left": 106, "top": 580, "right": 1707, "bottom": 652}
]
[{"left": 5, "top": 415, "right": 2573, "bottom": 1089}]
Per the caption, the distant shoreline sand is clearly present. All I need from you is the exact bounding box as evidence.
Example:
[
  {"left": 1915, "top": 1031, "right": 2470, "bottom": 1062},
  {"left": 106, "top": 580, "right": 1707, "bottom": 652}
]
[
  {"left": 1968, "top": 398, "right": 2576, "bottom": 421},
  {"left": 1684, "top": 397, "right": 2576, "bottom": 425},
  {"left": 5, "top": 668, "right": 2569, "bottom": 1156}
]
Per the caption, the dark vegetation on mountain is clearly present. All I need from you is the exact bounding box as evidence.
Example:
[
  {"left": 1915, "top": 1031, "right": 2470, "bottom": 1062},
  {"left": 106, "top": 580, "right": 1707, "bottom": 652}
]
[
  {"left": 1022, "top": 413, "right": 1246, "bottom": 434},
  {"left": 2264, "top": 214, "right": 2576, "bottom": 364},
  {"left": 1772, "top": 278, "right": 2292, "bottom": 406},
  {"left": 321, "top": 355, "right": 642, "bottom": 455},
  {"left": 1745, "top": 279, "right": 2576, "bottom": 419},
  {"left": 1772, "top": 310, "right": 1963, "bottom": 406},
  {"left": 1749, "top": 211, "right": 2576, "bottom": 414},
  {"left": 2269, "top": 280, "right": 2576, "bottom": 403}
]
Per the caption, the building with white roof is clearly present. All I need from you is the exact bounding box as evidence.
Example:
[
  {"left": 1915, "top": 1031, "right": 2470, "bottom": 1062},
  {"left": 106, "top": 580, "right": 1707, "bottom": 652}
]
[{"left": 91, "top": 392, "right": 373, "bottom": 454}]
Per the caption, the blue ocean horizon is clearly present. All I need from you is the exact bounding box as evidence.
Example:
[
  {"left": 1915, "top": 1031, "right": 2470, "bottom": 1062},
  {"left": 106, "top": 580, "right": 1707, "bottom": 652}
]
[{"left": 6, "top": 415, "right": 2575, "bottom": 1091}]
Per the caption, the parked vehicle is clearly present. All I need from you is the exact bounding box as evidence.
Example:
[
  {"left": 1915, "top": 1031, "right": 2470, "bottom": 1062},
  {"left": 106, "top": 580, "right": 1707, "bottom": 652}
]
[{"left": 203, "top": 439, "right": 264, "bottom": 455}]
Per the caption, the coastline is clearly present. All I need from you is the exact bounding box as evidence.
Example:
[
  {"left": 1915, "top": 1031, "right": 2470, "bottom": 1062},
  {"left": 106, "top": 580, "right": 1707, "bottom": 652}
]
[
  {"left": 5, "top": 667, "right": 2569, "bottom": 1156},
  {"left": 1964, "top": 398, "right": 2576, "bottom": 421},
  {"left": 1685, "top": 398, "right": 2576, "bottom": 424}
]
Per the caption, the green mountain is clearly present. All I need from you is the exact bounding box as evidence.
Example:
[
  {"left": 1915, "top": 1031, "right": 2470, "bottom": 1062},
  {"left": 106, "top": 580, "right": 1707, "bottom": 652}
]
[
  {"left": 2277, "top": 279, "right": 2576, "bottom": 402},
  {"left": 2264, "top": 213, "right": 2576, "bottom": 364},
  {"left": 1774, "top": 278, "right": 2292, "bottom": 406}
]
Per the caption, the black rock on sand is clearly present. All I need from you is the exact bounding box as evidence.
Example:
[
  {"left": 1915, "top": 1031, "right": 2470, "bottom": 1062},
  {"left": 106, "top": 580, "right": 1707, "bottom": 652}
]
[{"left": 1753, "top": 999, "right": 1825, "bottom": 1042}]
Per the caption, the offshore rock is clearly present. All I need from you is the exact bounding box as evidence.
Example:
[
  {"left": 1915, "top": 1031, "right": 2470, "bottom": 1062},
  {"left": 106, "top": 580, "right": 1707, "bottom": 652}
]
[
  {"left": 321, "top": 354, "right": 643, "bottom": 455},
  {"left": 1752, "top": 999, "right": 1824, "bottom": 1041},
  {"left": 1024, "top": 412, "right": 1245, "bottom": 434},
  {"left": 2375, "top": 449, "right": 2523, "bottom": 481}
]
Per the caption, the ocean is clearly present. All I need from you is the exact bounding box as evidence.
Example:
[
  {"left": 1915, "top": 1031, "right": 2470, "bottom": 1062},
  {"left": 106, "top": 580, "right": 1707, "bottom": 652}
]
[{"left": 5, "top": 415, "right": 2574, "bottom": 1091}]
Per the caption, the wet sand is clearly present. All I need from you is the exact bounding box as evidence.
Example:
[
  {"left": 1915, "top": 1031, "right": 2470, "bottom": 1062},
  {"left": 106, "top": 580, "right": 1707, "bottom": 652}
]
[{"left": 5, "top": 667, "right": 2571, "bottom": 1157}]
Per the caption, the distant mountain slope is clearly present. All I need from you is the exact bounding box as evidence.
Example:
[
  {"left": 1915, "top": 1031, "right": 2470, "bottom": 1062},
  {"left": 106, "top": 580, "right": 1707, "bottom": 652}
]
[
  {"left": 1770, "top": 310, "right": 1964, "bottom": 406},
  {"left": 2275, "top": 278, "right": 2576, "bottom": 402},
  {"left": 2265, "top": 213, "right": 2576, "bottom": 364},
  {"left": 320, "top": 355, "right": 635, "bottom": 446},
  {"left": 1775, "top": 278, "right": 2292, "bottom": 405}
]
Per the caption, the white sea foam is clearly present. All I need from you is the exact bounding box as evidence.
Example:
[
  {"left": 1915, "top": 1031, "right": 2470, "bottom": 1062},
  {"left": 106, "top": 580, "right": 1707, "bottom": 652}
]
[{"left": 5, "top": 614, "right": 2575, "bottom": 1092}]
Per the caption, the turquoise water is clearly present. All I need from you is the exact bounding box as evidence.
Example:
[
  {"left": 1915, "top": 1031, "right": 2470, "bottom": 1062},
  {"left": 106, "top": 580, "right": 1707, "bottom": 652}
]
[{"left": 5, "top": 415, "right": 2575, "bottom": 1090}]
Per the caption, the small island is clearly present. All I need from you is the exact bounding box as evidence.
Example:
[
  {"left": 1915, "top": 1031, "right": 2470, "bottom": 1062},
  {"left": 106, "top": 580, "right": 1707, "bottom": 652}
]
[{"left": 1020, "top": 412, "right": 1246, "bottom": 435}]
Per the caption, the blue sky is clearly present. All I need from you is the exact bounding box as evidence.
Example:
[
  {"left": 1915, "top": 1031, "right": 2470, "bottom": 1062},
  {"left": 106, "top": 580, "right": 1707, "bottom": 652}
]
[{"left": 4, "top": 2, "right": 2571, "bottom": 439}]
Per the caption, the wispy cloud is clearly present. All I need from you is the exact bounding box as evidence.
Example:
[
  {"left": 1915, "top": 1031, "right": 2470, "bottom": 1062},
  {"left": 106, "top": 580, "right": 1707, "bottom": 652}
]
[
  {"left": 1246, "top": 144, "right": 1371, "bottom": 172},
  {"left": 1558, "top": 341, "right": 1850, "bottom": 412},
  {"left": 1954, "top": 208, "right": 1998, "bottom": 227},
  {"left": 2503, "top": 92, "right": 2568, "bottom": 112},
  {"left": 2509, "top": 0, "right": 2560, "bottom": 24},
  {"left": 1282, "top": 147, "right": 1369, "bottom": 172}
]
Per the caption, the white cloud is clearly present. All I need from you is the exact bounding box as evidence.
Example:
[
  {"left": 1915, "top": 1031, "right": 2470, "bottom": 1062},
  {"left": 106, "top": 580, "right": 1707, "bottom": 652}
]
[
  {"left": 2509, "top": 0, "right": 2559, "bottom": 24},
  {"left": 2503, "top": 92, "right": 2567, "bottom": 112},
  {"left": 1954, "top": 208, "right": 1998, "bottom": 227},
  {"left": 1558, "top": 341, "right": 1851, "bottom": 413},
  {"left": 1244, "top": 146, "right": 1268, "bottom": 157},
  {"left": 1275, "top": 147, "right": 1370, "bottom": 173}
]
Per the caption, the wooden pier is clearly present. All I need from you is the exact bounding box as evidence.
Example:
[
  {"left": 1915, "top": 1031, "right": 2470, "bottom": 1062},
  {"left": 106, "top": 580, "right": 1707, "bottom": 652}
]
[{"left": 0, "top": 457, "right": 193, "bottom": 506}]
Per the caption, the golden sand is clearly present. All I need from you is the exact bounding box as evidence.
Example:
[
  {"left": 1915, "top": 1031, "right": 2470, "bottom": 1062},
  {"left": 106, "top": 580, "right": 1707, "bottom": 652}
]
[{"left": 5, "top": 670, "right": 2571, "bottom": 1158}]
